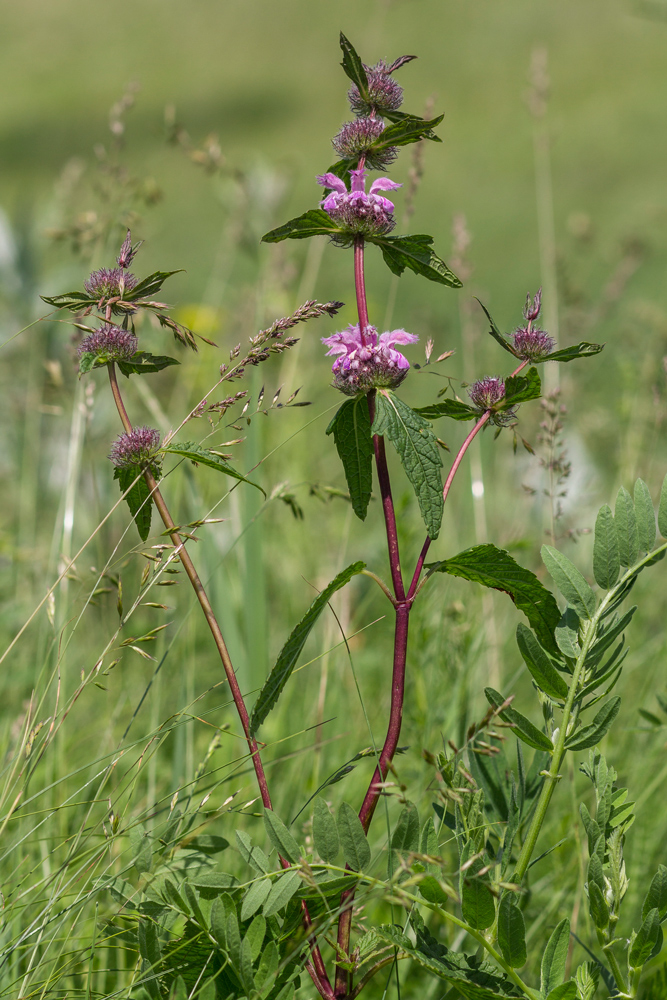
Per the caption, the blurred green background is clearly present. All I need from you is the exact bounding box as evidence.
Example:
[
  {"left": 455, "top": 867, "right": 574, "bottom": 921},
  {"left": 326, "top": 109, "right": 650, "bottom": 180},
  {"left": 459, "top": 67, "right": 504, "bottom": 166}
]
[{"left": 2, "top": 0, "right": 667, "bottom": 996}]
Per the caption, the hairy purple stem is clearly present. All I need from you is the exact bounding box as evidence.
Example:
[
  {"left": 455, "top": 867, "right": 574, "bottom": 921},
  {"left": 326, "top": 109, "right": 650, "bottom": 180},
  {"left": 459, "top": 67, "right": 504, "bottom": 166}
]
[{"left": 107, "top": 364, "right": 333, "bottom": 999}]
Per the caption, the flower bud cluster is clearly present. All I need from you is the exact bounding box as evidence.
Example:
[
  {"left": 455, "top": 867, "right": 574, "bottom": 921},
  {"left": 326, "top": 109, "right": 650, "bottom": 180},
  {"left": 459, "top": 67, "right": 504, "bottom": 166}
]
[
  {"left": 109, "top": 426, "right": 162, "bottom": 474},
  {"left": 332, "top": 118, "right": 396, "bottom": 171},
  {"left": 84, "top": 267, "right": 137, "bottom": 299},
  {"left": 468, "top": 377, "right": 517, "bottom": 426},
  {"left": 78, "top": 325, "right": 138, "bottom": 362},
  {"left": 511, "top": 326, "right": 555, "bottom": 361},
  {"left": 348, "top": 59, "right": 405, "bottom": 117}
]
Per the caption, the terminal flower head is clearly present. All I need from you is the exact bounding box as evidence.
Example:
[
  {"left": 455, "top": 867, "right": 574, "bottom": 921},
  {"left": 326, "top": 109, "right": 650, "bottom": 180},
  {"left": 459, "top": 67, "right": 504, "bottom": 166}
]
[
  {"left": 316, "top": 167, "right": 401, "bottom": 238},
  {"left": 469, "top": 377, "right": 517, "bottom": 425},
  {"left": 348, "top": 56, "right": 415, "bottom": 117},
  {"left": 84, "top": 266, "right": 137, "bottom": 300},
  {"left": 511, "top": 326, "right": 555, "bottom": 361},
  {"left": 322, "top": 323, "right": 418, "bottom": 394}
]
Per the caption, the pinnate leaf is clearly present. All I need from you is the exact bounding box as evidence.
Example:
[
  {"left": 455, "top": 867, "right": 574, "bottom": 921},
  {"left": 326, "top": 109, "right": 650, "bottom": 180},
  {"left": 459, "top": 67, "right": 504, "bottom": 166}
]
[
  {"left": 240, "top": 878, "right": 272, "bottom": 920},
  {"left": 372, "top": 390, "right": 443, "bottom": 539},
  {"left": 642, "top": 865, "right": 667, "bottom": 920},
  {"left": 630, "top": 907, "right": 661, "bottom": 968},
  {"left": 593, "top": 504, "right": 620, "bottom": 589},
  {"left": 388, "top": 801, "right": 420, "bottom": 878},
  {"left": 326, "top": 397, "right": 373, "bottom": 520},
  {"left": 263, "top": 869, "right": 301, "bottom": 917},
  {"left": 250, "top": 561, "right": 365, "bottom": 732},
  {"left": 546, "top": 983, "right": 578, "bottom": 1000},
  {"left": 459, "top": 845, "right": 495, "bottom": 930},
  {"left": 541, "top": 545, "right": 597, "bottom": 620}
]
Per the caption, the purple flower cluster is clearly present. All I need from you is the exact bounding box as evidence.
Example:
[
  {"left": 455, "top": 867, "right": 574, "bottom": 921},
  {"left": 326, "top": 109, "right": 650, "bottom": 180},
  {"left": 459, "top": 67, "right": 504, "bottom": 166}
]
[
  {"left": 468, "top": 377, "right": 517, "bottom": 426},
  {"left": 348, "top": 59, "right": 405, "bottom": 116},
  {"left": 78, "top": 325, "right": 138, "bottom": 362},
  {"left": 332, "top": 118, "right": 396, "bottom": 171},
  {"left": 317, "top": 167, "right": 401, "bottom": 238},
  {"left": 322, "top": 323, "right": 418, "bottom": 395},
  {"left": 109, "top": 426, "right": 161, "bottom": 471},
  {"left": 84, "top": 267, "right": 137, "bottom": 299},
  {"left": 511, "top": 326, "right": 555, "bottom": 361}
]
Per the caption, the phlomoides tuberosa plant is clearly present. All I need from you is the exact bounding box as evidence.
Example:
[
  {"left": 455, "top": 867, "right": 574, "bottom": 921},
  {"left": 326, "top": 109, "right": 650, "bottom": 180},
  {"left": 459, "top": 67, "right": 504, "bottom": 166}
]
[{"left": 38, "top": 31, "right": 667, "bottom": 1000}]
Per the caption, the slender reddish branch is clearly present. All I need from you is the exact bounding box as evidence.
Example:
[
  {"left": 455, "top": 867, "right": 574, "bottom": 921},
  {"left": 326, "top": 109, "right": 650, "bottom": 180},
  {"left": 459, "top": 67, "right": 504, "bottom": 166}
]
[
  {"left": 354, "top": 236, "right": 370, "bottom": 343},
  {"left": 107, "top": 364, "right": 333, "bottom": 999}
]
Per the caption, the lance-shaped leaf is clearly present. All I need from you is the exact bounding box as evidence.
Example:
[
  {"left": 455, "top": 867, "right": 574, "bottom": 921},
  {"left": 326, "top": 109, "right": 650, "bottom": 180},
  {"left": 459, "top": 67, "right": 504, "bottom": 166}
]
[
  {"left": 430, "top": 544, "right": 561, "bottom": 653},
  {"left": 161, "top": 442, "right": 263, "bottom": 494},
  {"left": 516, "top": 623, "right": 568, "bottom": 699},
  {"left": 373, "top": 114, "right": 444, "bottom": 148},
  {"left": 123, "top": 269, "right": 184, "bottom": 301},
  {"left": 250, "top": 561, "right": 365, "bottom": 732},
  {"left": 312, "top": 798, "right": 339, "bottom": 864},
  {"left": 261, "top": 209, "right": 344, "bottom": 244},
  {"left": 264, "top": 809, "right": 301, "bottom": 864},
  {"left": 546, "top": 984, "right": 578, "bottom": 1000},
  {"left": 326, "top": 397, "right": 373, "bottom": 520},
  {"left": 565, "top": 697, "right": 621, "bottom": 751},
  {"left": 337, "top": 801, "right": 371, "bottom": 871},
  {"left": 615, "top": 486, "right": 639, "bottom": 567},
  {"left": 372, "top": 390, "right": 444, "bottom": 539},
  {"left": 642, "top": 865, "right": 667, "bottom": 921},
  {"left": 484, "top": 687, "right": 554, "bottom": 752},
  {"left": 240, "top": 879, "right": 272, "bottom": 921},
  {"left": 114, "top": 467, "right": 153, "bottom": 541},
  {"left": 368, "top": 233, "right": 462, "bottom": 287},
  {"left": 339, "top": 32, "right": 368, "bottom": 99},
  {"left": 460, "top": 851, "right": 495, "bottom": 931},
  {"left": 629, "top": 908, "right": 661, "bottom": 968},
  {"left": 41, "top": 290, "right": 100, "bottom": 312},
  {"left": 587, "top": 879, "right": 609, "bottom": 930},
  {"left": 542, "top": 342, "right": 604, "bottom": 363},
  {"left": 503, "top": 367, "right": 541, "bottom": 406},
  {"left": 634, "top": 478, "right": 656, "bottom": 553},
  {"left": 555, "top": 608, "right": 581, "bottom": 660},
  {"left": 388, "top": 801, "right": 420, "bottom": 878},
  {"left": 659, "top": 474, "right": 667, "bottom": 537},
  {"left": 540, "top": 918, "right": 570, "bottom": 997},
  {"left": 593, "top": 505, "right": 620, "bottom": 589},
  {"left": 474, "top": 298, "right": 519, "bottom": 356},
  {"left": 414, "top": 399, "right": 478, "bottom": 421},
  {"left": 117, "top": 352, "right": 181, "bottom": 377},
  {"left": 542, "top": 545, "right": 597, "bottom": 620},
  {"left": 263, "top": 870, "right": 302, "bottom": 918},
  {"left": 497, "top": 895, "right": 527, "bottom": 967}
]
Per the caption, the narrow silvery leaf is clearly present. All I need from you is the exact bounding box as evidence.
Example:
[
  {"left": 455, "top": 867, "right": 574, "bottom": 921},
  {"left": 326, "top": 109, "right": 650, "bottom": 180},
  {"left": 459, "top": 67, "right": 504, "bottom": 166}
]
[
  {"left": 659, "top": 474, "right": 667, "bottom": 537},
  {"left": 262, "top": 870, "right": 301, "bottom": 917},
  {"left": 642, "top": 865, "right": 667, "bottom": 920},
  {"left": 337, "top": 801, "right": 371, "bottom": 871},
  {"left": 629, "top": 907, "right": 660, "bottom": 968},
  {"left": 236, "top": 830, "right": 272, "bottom": 875},
  {"left": 593, "top": 504, "right": 620, "bottom": 589},
  {"left": 312, "top": 798, "right": 339, "bottom": 864},
  {"left": 587, "top": 880, "right": 609, "bottom": 929},
  {"left": 615, "top": 486, "right": 639, "bottom": 567},
  {"left": 540, "top": 918, "right": 570, "bottom": 996},
  {"left": 372, "top": 391, "right": 443, "bottom": 539},
  {"left": 240, "top": 878, "right": 272, "bottom": 920},
  {"left": 542, "top": 545, "right": 597, "bottom": 620},
  {"left": 484, "top": 687, "right": 553, "bottom": 752},
  {"left": 554, "top": 608, "right": 581, "bottom": 661},
  {"left": 634, "top": 479, "right": 656, "bottom": 553},
  {"left": 565, "top": 697, "right": 621, "bottom": 751},
  {"left": 516, "top": 623, "right": 568, "bottom": 699},
  {"left": 388, "top": 801, "right": 420, "bottom": 878},
  {"left": 326, "top": 397, "right": 373, "bottom": 520},
  {"left": 263, "top": 809, "right": 300, "bottom": 864},
  {"left": 497, "top": 895, "right": 527, "bottom": 967}
]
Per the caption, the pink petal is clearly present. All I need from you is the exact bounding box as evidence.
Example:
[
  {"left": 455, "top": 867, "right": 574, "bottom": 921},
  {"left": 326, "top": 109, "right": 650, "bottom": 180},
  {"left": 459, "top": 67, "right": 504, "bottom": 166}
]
[
  {"left": 371, "top": 195, "right": 395, "bottom": 212},
  {"left": 320, "top": 193, "right": 340, "bottom": 212},
  {"left": 349, "top": 167, "right": 367, "bottom": 193},
  {"left": 316, "top": 173, "right": 347, "bottom": 194},
  {"left": 369, "top": 177, "right": 402, "bottom": 194},
  {"left": 379, "top": 329, "right": 419, "bottom": 347}
]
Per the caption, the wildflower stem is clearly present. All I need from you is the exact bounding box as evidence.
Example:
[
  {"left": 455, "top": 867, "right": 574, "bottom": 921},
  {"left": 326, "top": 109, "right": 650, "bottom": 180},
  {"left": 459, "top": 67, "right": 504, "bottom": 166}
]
[
  {"left": 354, "top": 236, "right": 370, "bottom": 342},
  {"left": 107, "top": 363, "right": 333, "bottom": 999}
]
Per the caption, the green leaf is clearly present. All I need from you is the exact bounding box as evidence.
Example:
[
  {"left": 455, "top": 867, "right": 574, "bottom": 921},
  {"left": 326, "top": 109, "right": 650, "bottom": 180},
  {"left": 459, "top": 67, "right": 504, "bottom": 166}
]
[
  {"left": 516, "top": 623, "right": 568, "bottom": 699},
  {"left": 634, "top": 478, "right": 656, "bottom": 553},
  {"left": 414, "top": 399, "right": 478, "bottom": 421},
  {"left": 541, "top": 545, "right": 597, "bottom": 620},
  {"left": 642, "top": 865, "right": 667, "bottom": 920},
  {"left": 117, "top": 352, "right": 181, "bottom": 377},
  {"left": 255, "top": 939, "right": 279, "bottom": 992},
  {"left": 78, "top": 352, "right": 107, "bottom": 375},
  {"left": 114, "top": 466, "right": 153, "bottom": 541},
  {"left": 262, "top": 869, "right": 301, "bottom": 917},
  {"left": 264, "top": 809, "right": 301, "bottom": 865},
  {"left": 546, "top": 983, "right": 578, "bottom": 1000},
  {"left": 540, "top": 918, "right": 570, "bottom": 997},
  {"left": 130, "top": 823, "right": 153, "bottom": 875},
  {"left": 593, "top": 505, "right": 620, "bottom": 589},
  {"left": 185, "top": 835, "right": 229, "bottom": 855},
  {"left": 497, "top": 895, "right": 527, "bottom": 967},
  {"left": 431, "top": 544, "right": 561, "bottom": 653},
  {"left": 629, "top": 907, "right": 661, "bottom": 968},
  {"left": 161, "top": 442, "right": 263, "bottom": 494},
  {"left": 503, "top": 367, "right": 541, "bottom": 406},
  {"left": 339, "top": 32, "right": 369, "bottom": 99},
  {"left": 261, "top": 209, "right": 343, "bottom": 244},
  {"left": 460, "top": 845, "right": 495, "bottom": 930},
  {"left": 659, "top": 474, "right": 667, "bottom": 537},
  {"left": 368, "top": 233, "right": 462, "bottom": 287},
  {"left": 474, "top": 299, "right": 518, "bottom": 357},
  {"left": 197, "top": 979, "right": 216, "bottom": 1000},
  {"left": 168, "top": 976, "right": 187, "bottom": 1000},
  {"left": 124, "top": 269, "right": 184, "bottom": 301},
  {"left": 245, "top": 912, "right": 266, "bottom": 963},
  {"left": 312, "top": 798, "right": 339, "bottom": 864},
  {"left": 374, "top": 114, "right": 444, "bottom": 148},
  {"left": 587, "top": 880, "right": 609, "bottom": 930},
  {"left": 250, "top": 561, "right": 365, "bottom": 732},
  {"left": 372, "top": 390, "right": 443, "bottom": 539},
  {"left": 419, "top": 876, "right": 452, "bottom": 905},
  {"left": 565, "top": 697, "right": 621, "bottom": 751},
  {"left": 337, "top": 801, "right": 371, "bottom": 871},
  {"left": 615, "top": 486, "right": 639, "bottom": 567},
  {"left": 235, "top": 830, "right": 272, "bottom": 875},
  {"left": 542, "top": 342, "right": 604, "bottom": 363},
  {"left": 484, "top": 688, "right": 554, "bottom": 752},
  {"left": 554, "top": 608, "right": 581, "bottom": 660},
  {"left": 40, "top": 290, "right": 99, "bottom": 312},
  {"left": 326, "top": 397, "right": 373, "bottom": 520},
  {"left": 240, "top": 878, "right": 272, "bottom": 920},
  {"left": 388, "top": 801, "right": 420, "bottom": 878}
]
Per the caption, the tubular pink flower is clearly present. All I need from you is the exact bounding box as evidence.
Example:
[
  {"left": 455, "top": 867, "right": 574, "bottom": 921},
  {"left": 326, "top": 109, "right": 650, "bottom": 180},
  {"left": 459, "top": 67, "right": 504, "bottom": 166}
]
[
  {"left": 316, "top": 168, "right": 402, "bottom": 238},
  {"left": 322, "top": 323, "right": 418, "bottom": 394}
]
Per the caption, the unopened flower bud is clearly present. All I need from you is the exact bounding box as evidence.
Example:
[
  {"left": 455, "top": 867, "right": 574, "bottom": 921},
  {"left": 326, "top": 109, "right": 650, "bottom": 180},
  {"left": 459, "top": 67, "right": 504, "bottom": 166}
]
[
  {"left": 78, "top": 325, "right": 138, "bottom": 362},
  {"left": 109, "top": 426, "right": 161, "bottom": 474},
  {"left": 332, "top": 118, "right": 397, "bottom": 170},
  {"left": 469, "top": 376, "right": 516, "bottom": 426},
  {"left": 523, "top": 287, "right": 542, "bottom": 322},
  {"left": 84, "top": 267, "right": 137, "bottom": 299},
  {"left": 349, "top": 60, "right": 405, "bottom": 116}
]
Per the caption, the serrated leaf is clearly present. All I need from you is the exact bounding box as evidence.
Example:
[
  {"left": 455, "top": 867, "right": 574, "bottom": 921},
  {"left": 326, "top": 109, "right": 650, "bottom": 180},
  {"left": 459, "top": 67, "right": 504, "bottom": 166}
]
[
  {"left": 630, "top": 907, "right": 660, "bottom": 968},
  {"left": 337, "top": 801, "right": 371, "bottom": 871},
  {"left": 161, "top": 442, "right": 263, "bottom": 493},
  {"left": 261, "top": 209, "right": 344, "bottom": 244},
  {"left": 643, "top": 865, "right": 667, "bottom": 920},
  {"left": 326, "top": 397, "right": 373, "bottom": 520},
  {"left": 372, "top": 390, "right": 443, "bottom": 538},
  {"left": 114, "top": 467, "right": 153, "bottom": 541},
  {"left": 368, "top": 233, "right": 462, "bottom": 287},
  {"left": 565, "top": 697, "right": 621, "bottom": 751},
  {"left": 264, "top": 809, "right": 301, "bottom": 865},
  {"left": 587, "top": 880, "right": 609, "bottom": 929},
  {"left": 388, "top": 801, "right": 420, "bottom": 878},
  {"left": 542, "top": 342, "right": 604, "bottom": 363},
  {"left": 516, "top": 623, "right": 568, "bottom": 699},
  {"left": 615, "top": 486, "right": 639, "bottom": 567},
  {"left": 339, "top": 32, "right": 369, "bottom": 98},
  {"left": 250, "top": 561, "right": 365, "bottom": 732},
  {"left": 312, "top": 798, "right": 339, "bottom": 864},
  {"left": 484, "top": 687, "right": 554, "bottom": 751},
  {"left": 124, "top": 269, "right": 184, "bottom": 301},
  {"left": 634, "top": 478, "right": 656, "bottom": 553},
  {"left": 541, "top": 918, "right": 570, "bottom": 996},
  {"left": 474, "top": 299, "right": 518, "bottom": 356},
  {"left": 263, "top": 870, "right": 302, "bottom": 917},
  {"left": 241, "top": 878, "right": 272, "bottom": 920},
  {"left": 503, "top": 367, "right": 541, "bottom": 406},
  {"left": 431, "top": 544, "right": 561, "bottom": 653},
  {"left": 497, "top": 895, "right": 527, "bottom": 967},
  {"left": 593, "top": 505, "right": 620, "bottom": 589},
  {"left": 542, "top": 545, "right": 597, "bottom": 620},
  {"left": 117, "top": 352, "right": 180, "bottom": 377},
  {"left": 659, "top": 474, "right": 667, "bottom": 537},
  {"left": 414, "top": 399, "right": 478, "bottom": 421}
]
